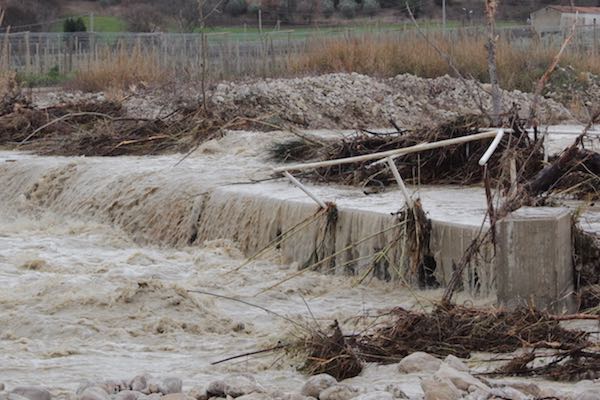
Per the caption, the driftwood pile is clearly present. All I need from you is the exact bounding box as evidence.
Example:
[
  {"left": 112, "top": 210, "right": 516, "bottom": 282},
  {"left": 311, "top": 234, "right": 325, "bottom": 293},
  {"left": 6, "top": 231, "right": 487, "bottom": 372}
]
[
  {"left": 0, "top": 92, "right": 265, "bottom": 156},
  {"left": 299, "top": 304, "right": 596, "bottom": 381},
  {"left": 271, "top": 115, "right": 539, "bottom": 187},
  {"left": 272, "top": 115, "right": 599, "bottom": 200}
]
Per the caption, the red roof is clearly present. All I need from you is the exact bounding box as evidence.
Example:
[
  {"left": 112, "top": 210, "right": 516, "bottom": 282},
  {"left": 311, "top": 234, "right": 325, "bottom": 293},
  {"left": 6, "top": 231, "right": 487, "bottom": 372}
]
[{"left": 547, "top": 6, "right": 600, "bottom": 14}]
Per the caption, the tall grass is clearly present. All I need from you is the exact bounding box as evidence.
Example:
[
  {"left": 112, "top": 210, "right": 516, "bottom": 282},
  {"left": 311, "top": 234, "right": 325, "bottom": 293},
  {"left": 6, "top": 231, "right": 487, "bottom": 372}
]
[
  {"left": 69, "top": 43, "right": 171, "bottom": 92},
  {"left": 290, "top": 31, "right": 600, "bottom": 92},
  {"left": 61, "top": 30, "right": 600, "bottom": 95}
]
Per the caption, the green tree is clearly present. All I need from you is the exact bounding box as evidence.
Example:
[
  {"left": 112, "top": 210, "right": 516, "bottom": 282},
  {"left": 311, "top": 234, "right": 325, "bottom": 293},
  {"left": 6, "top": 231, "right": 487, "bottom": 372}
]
[
  {"left": 322, "top": 0, "right": 334, "bottom": 17},
  {"left": 362, "top": 0, "right": 379, "bottom": 16},
  {"left": 339, "top": 0, "right": 357, "bottom": 18},
  {"left": 225, "top": 0, "right": 248, "bottom": 16},
  {"left": 63, "top": 17, "right": 87, "bottom": 32}
]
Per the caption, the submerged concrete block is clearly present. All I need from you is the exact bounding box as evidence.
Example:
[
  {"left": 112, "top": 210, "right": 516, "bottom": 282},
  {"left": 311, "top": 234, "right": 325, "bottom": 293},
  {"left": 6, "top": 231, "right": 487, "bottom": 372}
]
[{"left": 496, "top": 207, "right": 575, "bottom": 313}]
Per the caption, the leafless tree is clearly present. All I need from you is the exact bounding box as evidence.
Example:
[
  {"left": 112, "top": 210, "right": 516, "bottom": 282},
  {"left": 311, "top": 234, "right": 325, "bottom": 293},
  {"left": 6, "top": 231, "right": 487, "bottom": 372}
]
[{"left": 484, "top": 0, "right": 502, "bottom": 127}]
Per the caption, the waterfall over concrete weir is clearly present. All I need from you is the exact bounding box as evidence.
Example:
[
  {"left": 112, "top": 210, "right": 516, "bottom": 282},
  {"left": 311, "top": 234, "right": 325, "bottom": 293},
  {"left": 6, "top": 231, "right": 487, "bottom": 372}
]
[{"left": 8, "top": 129, "right": 595, "bottom": 297}]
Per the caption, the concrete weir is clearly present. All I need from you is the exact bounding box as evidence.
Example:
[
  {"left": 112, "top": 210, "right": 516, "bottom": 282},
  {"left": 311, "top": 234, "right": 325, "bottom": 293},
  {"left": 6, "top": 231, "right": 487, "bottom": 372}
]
[
  {"left": 199, "top": 183, "right": 497, "bottom": 296},
  {"left": 198, "top": 182, "right": 594, "bottom": 308},
  {"left": 0, "top": 140, "right": 596, "bottom": 308}
]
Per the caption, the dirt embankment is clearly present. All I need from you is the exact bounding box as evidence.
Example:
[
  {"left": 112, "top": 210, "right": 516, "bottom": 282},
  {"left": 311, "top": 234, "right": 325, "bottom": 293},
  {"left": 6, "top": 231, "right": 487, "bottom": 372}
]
[{"left": 208, "top": 73, "right": 572, "bottom": 129}]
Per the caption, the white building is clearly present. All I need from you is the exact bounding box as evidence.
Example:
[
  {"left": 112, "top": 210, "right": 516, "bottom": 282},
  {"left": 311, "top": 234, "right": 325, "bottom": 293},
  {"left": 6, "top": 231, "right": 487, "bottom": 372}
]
[{"left": 531, "top": 5, "right": 600, "bottom": 35}]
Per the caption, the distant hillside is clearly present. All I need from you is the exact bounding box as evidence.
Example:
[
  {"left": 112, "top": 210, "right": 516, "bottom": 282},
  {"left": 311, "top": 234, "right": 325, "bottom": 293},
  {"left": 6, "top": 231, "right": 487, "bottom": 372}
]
[{"left": 3, "top": 0, "right": 600, "bottom": 32}]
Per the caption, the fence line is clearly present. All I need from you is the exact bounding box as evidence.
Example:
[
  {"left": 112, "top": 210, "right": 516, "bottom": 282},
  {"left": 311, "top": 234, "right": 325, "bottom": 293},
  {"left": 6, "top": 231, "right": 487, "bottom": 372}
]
[{"left": 0, "top": 24, "right": 597, "bottom": 80}]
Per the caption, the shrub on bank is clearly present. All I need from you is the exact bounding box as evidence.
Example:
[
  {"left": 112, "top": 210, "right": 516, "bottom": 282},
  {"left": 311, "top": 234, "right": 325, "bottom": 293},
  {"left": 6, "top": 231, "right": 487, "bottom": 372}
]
[
  {"left": 225, "top": 0, "right": 248, "bottom": 17},
  {"left": 339, "top": 0, "right": 358, "bottom": 18},
  {"left": 362, "top": 0, "right": 380, "bottom": 16}
]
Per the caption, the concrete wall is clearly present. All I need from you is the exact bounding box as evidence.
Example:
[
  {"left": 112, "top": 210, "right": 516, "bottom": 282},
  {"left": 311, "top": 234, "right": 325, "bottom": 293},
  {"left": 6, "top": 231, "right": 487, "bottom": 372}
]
[
  {"left": 198, "top": 187, "right": 488, "bottom": 293},
  {"left": 531, "top": 8, "right": 563, "bottom": 34},
  {"left": 496, "top": 207, "right": 575, "bottom": 313},
  {"left": 532, "top": 7, "right": 600, "bottom": 34}
]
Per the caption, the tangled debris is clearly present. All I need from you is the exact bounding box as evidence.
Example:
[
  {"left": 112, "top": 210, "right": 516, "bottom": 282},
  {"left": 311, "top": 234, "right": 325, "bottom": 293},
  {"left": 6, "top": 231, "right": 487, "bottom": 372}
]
[
  {"left": 271, "top": 114, "right": 538, "bottom": 187},
  {"left": 299, "top": 320, "right": 362, "bottom": 380},
  {"left": 0, "top": 96, "right": 267, "bottom": 156},
  {"left": 272, "top": 116, "right": 599, "bottom": 200},
  {"left": 0, "top": 74, "right": 30, "bottom": 117},
  {"left": 298, "top": 304, "right": 593, "bottom": 381},
  {"left": 548, "top": 149, "right": 600, "bottom": 200},
  {"left": 354, "top": 304, "right": 588, "bottom": 359},
  {"left": 498, "top": 347, "right": 600, "bottom": 381}
]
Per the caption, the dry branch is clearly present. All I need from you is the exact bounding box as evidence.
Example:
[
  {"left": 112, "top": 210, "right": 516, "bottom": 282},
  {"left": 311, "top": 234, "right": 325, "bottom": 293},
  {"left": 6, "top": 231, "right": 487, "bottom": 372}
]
[{"left": 297, "top": 304, "right": 592, "bottom": 381}]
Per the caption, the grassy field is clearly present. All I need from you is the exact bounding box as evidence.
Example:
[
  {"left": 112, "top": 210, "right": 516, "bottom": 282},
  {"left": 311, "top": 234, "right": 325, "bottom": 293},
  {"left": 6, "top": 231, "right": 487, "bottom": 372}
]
[
  {"left": 48, "top": 14, "right": 521, "bottom": 37},
  {"left": 198, "top": 19, "right": 523, "bottom": 40}
]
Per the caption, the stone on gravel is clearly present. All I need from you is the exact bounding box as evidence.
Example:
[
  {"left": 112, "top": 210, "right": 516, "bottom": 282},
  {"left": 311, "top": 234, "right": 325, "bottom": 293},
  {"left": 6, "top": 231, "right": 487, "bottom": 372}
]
[
  {"left": 114, "top": 391, "right": 144, "bottom": 400},
  {"left": 161, "top": 394, "right": 192, "bottom": 400},
  {"left": 271, "top": 392, "right": 315, "bottom": 400},
  {"left": 235, "top": 394, "right": 273, "bottom": 400},
  {"left": 300, "top": 374, "right": 337, "bottom": 398},
  {"left": 421, "top": 377, "right": 464, "bottom": 400},
  {"left": 434, "top": 364, "right": 489, "bottom": 392},
  {"left": 130, "top": 375, "right": 151, "bottom": 392},
  {"left": 144, "top": 384, "right": 160, "bottom": 395},
  {"left": 442, "top": 355, "right": 468, "bottom": 372},
  {"left": 207, "top": 375, "right": 262, "bottom": 398},
  {"left": 78, "top": 382, "right": 99, "bottom": 396},
  {"left": 0, "top": 394, "right": 30, "bottom": 400},
  {"left": 10, "top": 387, "right": 51, "bottom": 400},
  {"left": 502, "top": 382, "right": 541, "bottom": 398},
  {"left": 352, "top": 392, "right": 394, "bottom": 400},
  {"left": 576, "top": 391, "right": 600, "bottom": 400},
  {"left": 383, "top": 384, "right": 408, "bottom": 399},
  {"left": 187, "top": 386, "right": 208, "bottom": 400},
  {"left": 78, "top": 387, "right": 111, "bottom": 400},
  {"left": 159, "top": 378, "right": 183, "bottom": 394},
  {"left": 398, "top": 352, "right": 442, "bottom": 374},
  {"left": 318, "top": 384, "right": 358, "bottom": 400},
  {"left": 488, "top": 387, "right": 528, "bottom": 400},
  {"left": 0, "top": 384, "right": 4, "bottom": 392},
  {"left": 102, "top": 381, "right": 128, "bottom": 394}
]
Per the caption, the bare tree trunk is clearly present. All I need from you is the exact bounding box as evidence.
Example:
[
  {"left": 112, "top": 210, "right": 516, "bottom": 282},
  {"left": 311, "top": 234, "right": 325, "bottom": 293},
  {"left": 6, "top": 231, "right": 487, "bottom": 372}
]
[
  {"left": 485, "top": 0, "right": 502, "bottom": 126},
  {"left": 197, "top": 0, "right": 208, "bottom": 112}
]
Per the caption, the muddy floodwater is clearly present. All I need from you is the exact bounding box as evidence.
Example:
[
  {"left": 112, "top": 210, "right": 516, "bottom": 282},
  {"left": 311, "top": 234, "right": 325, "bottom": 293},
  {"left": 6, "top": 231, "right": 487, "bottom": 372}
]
[
  {"left": 0, "top": 132, "right": 436, "bottom": 396},
  {"left": 0, "top": 129, "right": 598, "bottom": 399},
  {"left": 0, "top": 207, "right": 429, "bottom": 394}
]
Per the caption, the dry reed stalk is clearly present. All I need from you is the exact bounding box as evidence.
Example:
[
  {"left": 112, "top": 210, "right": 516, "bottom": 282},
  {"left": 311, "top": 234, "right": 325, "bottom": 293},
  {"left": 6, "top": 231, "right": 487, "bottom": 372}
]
[
  {"left": 69, "top": 41, "right": 170, "bottom": 92},
  {"left": 290, "top": 32, "right": 600, "bottom": 93},
  {"left": 484, "top": 0, "right": 502, "bottom": 125}
]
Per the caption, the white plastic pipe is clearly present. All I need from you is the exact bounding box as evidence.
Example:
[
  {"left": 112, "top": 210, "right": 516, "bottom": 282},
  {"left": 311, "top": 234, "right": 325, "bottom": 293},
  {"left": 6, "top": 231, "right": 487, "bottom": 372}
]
[
  {"left": 386, "top": 157, "right": 414, "bottom": 209},
  {"left": 478, "top": 129, "right": 505, "bottom": 166},
  {"left": 283, "top": 171, "right": 327, "bottom": 209},
  {"left": 543, "top": 129, "right": 549, "bottom": 163},
  {"left": 274, "top": 130, "right": 498, "bottom": 173},
  {"left": 509, "top": 157, "right": 517, "bottom": 197}
]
